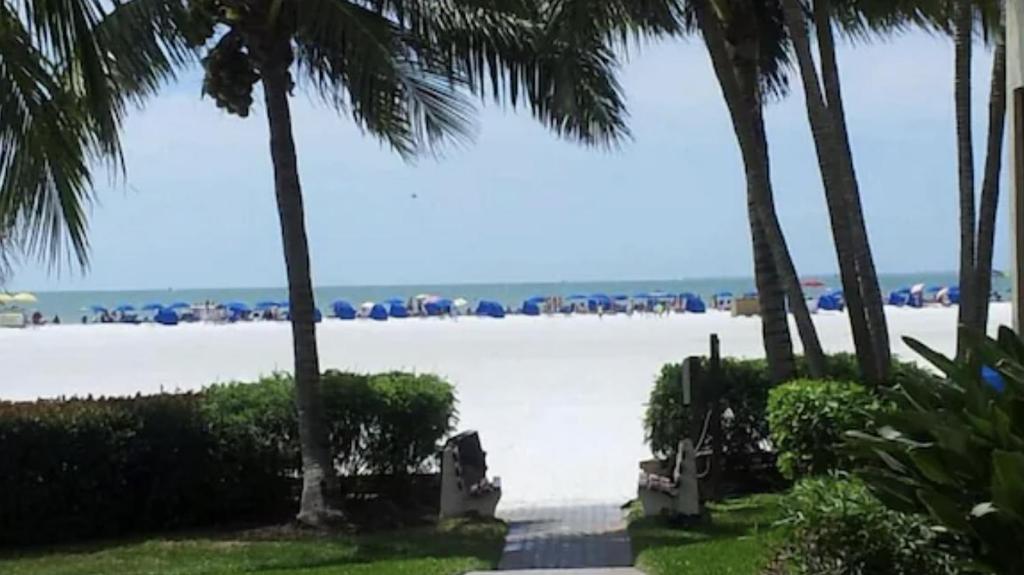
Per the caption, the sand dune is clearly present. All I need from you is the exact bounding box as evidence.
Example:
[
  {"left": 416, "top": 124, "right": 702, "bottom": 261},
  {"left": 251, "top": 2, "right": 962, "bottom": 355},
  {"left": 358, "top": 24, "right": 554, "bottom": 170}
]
[{"left": 0, "top": 303, "right": 1008, "bottom": 508}]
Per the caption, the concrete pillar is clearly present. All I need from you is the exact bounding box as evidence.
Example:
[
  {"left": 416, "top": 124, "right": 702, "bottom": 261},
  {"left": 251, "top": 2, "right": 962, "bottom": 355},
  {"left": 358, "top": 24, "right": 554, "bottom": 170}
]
[{"left": 1009, "top": 0, "right": 1024, "bottom": 332}]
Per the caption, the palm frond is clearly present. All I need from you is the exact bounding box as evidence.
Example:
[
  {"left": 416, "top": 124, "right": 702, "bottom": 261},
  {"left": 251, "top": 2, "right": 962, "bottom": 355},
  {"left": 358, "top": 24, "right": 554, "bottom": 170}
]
[
  {"left": 828, "top": 0, "right": 1002, "bottom": 44},
  {"left": 17, "top": 0, "right": 123, "bottom": 156},
  {"left": 359, "top": 0, "right": 683, "bottom": 145},
  {"left": 0, "top": 5, "right": 93, "bottom": 269},
  {"left": 92, "top": 0, "right": 195, "bottom": 104},
  {"left": 705, "top": 0, "right": 792, "bottom": 100},
  {"left": 294, "top": 0, "right": 475, "bottom": 157}
]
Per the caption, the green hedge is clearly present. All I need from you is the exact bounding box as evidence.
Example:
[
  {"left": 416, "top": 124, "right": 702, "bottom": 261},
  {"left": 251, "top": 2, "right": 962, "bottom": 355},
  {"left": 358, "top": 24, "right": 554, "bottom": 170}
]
[
  {"left": 767, "top": 379, "right": 887, "bottom": 480},
  {"left": 0, "top": 371, "right": 456, "bottom": 545},
  {"left": 203, "top": 371, "right": 457, "bottom": 476},
  {"left": 776, "top": 477, "right": 961, "bottom": 575},
  {"left": 643, "top": 354, "right": 936, "bottom": 481}
]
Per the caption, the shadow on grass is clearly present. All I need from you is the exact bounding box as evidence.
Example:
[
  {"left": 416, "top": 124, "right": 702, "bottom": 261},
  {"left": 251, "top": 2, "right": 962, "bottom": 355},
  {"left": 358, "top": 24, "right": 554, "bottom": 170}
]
[
  {"left": 628, "top": 493, "right": 784, "bottom": 574},
  {"left": 0, "top": 518, "right": 507, "bottom": 575}
]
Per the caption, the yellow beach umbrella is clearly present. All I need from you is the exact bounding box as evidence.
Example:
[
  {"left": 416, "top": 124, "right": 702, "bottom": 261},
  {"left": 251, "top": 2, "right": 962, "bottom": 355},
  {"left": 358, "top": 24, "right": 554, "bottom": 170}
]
[{"left": 11, "top": 292, "right": 37, "bottom": 303}]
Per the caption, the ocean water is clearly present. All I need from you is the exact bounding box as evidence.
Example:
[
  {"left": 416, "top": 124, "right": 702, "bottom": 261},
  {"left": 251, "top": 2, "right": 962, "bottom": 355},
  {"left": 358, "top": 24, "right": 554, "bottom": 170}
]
[{"left": 13, "top": 272, "right": 1010, "bottom": 321}]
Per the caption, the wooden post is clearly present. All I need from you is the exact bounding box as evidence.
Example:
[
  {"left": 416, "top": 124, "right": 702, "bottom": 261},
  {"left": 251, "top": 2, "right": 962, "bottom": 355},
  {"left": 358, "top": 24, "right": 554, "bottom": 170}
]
[
  {"left": 681, "top": 356, "right": 704, "bottom": 443},
  {"left": 706, "top": 334, "right": 723, "bottom": 501},
  {"left": 1009, "top": 1, "right": 1024, "bottom": 332},
  {"left": 1015, "top": 87, "right": 1024, "bottom": 332}
]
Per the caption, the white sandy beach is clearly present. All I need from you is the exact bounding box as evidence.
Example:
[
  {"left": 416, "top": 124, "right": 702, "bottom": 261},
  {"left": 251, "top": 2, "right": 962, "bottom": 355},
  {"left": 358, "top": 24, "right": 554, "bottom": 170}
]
[{"left": 0, "top": 304, "right": 1010, "bottom": 508}]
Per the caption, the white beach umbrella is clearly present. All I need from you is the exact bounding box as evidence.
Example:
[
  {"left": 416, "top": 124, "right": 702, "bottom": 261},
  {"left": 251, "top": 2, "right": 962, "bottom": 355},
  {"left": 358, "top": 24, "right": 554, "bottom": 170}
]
[
  {"left": 11, "top": 292, "right": 37, "bottom": 303},
  {"left": 0, "top": 294, "right": 11, "bottom": 304},
  {"left": 910, "top": 283, "right": 925, "bottom": 295}
]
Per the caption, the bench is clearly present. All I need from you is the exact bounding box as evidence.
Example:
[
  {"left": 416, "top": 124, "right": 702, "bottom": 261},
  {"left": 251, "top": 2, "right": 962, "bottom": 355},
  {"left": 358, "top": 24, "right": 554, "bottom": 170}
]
[
  {"left": 440, "top": 431, "right": 501, "bottom": 518},
  {"left": 637, "top": 438, "right": 700, "bottom": 517}
]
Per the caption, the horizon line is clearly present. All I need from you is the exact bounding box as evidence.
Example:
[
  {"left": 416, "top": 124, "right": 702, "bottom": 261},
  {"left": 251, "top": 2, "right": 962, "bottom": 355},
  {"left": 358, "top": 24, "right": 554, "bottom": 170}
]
[{"left": 12, "top": 269, "right": 966, "bottom": 295}]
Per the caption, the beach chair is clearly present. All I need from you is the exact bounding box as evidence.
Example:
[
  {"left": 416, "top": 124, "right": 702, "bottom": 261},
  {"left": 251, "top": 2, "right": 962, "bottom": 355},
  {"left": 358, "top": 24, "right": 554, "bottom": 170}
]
[
  {"left": 731, "top": 296, "right": 760, "bottom": 317},
  {"left": 439, "top": 431, "right": 501, "bottom": 519},
  {"left": 637, "top": 438, "right": 700, "bottom": 517}
]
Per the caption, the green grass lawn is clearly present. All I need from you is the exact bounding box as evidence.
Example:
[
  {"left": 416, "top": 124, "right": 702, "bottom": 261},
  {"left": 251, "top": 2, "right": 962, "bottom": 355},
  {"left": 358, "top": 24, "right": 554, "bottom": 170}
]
[
  {"left": 0, "top": 519, "right": 506, "bottom": 575},
  {"left": 629, "top": 493, "right": 785, "bottom": 575}
]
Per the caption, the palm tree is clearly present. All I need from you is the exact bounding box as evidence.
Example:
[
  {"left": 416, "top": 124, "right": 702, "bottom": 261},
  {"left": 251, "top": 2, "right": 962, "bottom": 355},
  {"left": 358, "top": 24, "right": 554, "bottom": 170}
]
[
  {"left": 0, "top": 0, "right": 185, "bottom": 273},
  {"left": 691, "top": 0, "right": 827, "bottom": 381},
  {"left": 950, "top": 0, "right": 1006, "bottom": 354},
  {"left": 972, "top": 14, "right": 1006, "bottom": 336},
  {"left": 775, "top": 0, "right": 906, "bottom": 384},
  {"left": 174, "top": 0, "right": 676, "bottom": 525}
]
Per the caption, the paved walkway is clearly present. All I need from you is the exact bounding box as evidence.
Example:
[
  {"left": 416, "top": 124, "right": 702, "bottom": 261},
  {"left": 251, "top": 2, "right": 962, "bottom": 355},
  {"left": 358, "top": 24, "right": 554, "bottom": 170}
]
[{"left": 490, "top": 504, "right": 635, "bottom": 571}]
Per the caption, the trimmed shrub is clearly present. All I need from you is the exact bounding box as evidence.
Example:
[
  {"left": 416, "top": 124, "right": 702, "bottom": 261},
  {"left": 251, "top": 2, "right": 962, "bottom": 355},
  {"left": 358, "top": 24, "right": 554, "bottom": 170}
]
[
  {"left": 0, "top": 370, "right": 457, "bottom": 545},
  {"left": 776, "top": 476, "right": 961, "bottom": 575},
  {"left": 645, "top": 358, "right": 774, "bottom": 463},
  {"left": 767, "top": 379, "right": 886, "bottom": 479},
  {"left": 202, "top": 371, "right": 457, "bottom": 475},
  {"left": 0, "top": 394, "right": 289, "bottom": 545}
]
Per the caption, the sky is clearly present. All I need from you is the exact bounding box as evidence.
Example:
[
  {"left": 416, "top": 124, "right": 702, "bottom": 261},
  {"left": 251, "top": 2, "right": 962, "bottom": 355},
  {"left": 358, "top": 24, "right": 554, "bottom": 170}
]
[{"left": 7, "top": 31, "right": 1009, "bottom": 291}]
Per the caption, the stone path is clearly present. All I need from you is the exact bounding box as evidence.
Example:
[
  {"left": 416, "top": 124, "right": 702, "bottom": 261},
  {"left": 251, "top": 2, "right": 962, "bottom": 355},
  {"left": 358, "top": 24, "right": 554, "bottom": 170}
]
[{"left": 490, "top": 504, "right": 636, "bottom": 571}]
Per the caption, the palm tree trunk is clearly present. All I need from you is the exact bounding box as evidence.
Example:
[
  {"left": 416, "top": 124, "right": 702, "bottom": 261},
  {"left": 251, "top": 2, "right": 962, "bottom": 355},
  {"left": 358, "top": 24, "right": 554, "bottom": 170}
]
[
  {"left": 813, "top": 0, "right": 891, "bottom": 378},
  {"left": 954, "top": 0, "right": 977, "bottom": 357},
  {"left": 694, "top": 0, "right": 826, "bottom": 381},
  {"left": 749, "top": 201, "right": 796, "bottom": 382},
  {"left": 261, "top": 53, "right": 339, "bottom": 526},
  {"left": 780, "top": 0, "right": 881, "bottom": 384},
  {"left": 974, "top": 28, "right": 1007, "bottom": 334},
  {"left": 744, "top": 70, "right": 826, "bottom": 379}
]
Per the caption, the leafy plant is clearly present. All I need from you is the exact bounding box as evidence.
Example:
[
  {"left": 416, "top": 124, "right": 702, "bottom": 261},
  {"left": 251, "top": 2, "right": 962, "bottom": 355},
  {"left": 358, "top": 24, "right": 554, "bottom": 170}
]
[
  {"left": 768, "top": 379, "right": 887, "bottom": 479},
  {"left": 776, "top": 476, "right": 961, "bottom": 575},
  {"left": 848, "top": 326, "right": 1024, "bottom": 575},
  {"left": 643, "top": 354, "right": 931, "bottom": 479}
]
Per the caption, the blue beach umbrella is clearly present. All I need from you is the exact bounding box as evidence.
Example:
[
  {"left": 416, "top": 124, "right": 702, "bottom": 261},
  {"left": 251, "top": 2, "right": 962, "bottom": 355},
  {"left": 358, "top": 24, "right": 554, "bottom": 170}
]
[
  {"left": 154, "top": 308, "right": 179, "bottom": 326},
  {"left": 384, "top": 298, "right": 405, "bottom": 306},
  {"left": 389, "top": 302, "right": 410, "bottom": 318},
  {"left": 168, "top": 302, "right": 191, "bottom": 310},
  {"left": 370, "top": 303, "right": 389, "bottom": 321},
  {"left": 332, "top": 300, "right": 356, "bottom": 320},
  {"left": 567, "top": 294, "right": 588, "bottom": 300},
  {"left": 613, "top": 294, "right": 629, "bottom": 300},
  {"left": 89, "top": 305, "right": 108, "bottom": 314},
  {"left": 522, "top": 300, "right": 542, "bottom": 316},
  {"left": 225, "top": 301, "right": 250, "bottom": 312},
  {"left": 254, "top": 301, "right": 279, "bottom": 310},
  {"left": 526, "top": 296, "right": 547, "bottom": 304},
  {"left": 476, "top": 300, "right": 506, "bottom": 318},
  {"left": 115, "top": 304, "right": 136, "bottom": 312},
  {"left": 141, "top": 303, "right": 164, "bottom": 311}
]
